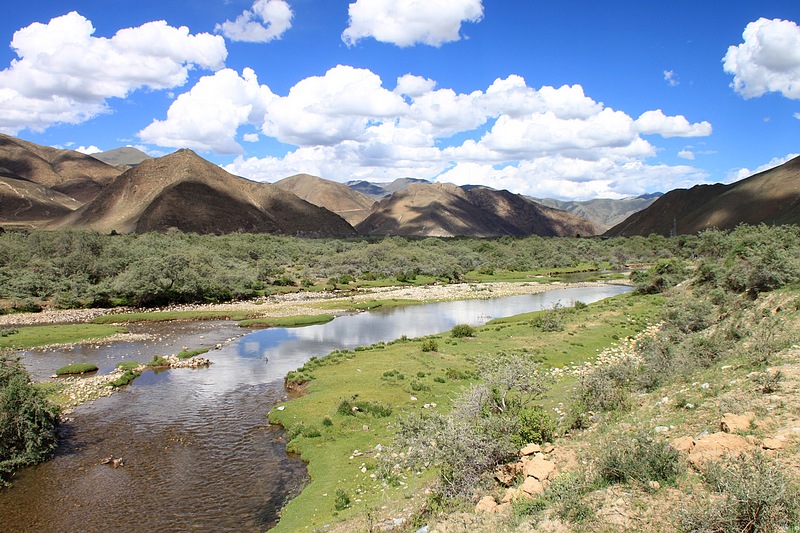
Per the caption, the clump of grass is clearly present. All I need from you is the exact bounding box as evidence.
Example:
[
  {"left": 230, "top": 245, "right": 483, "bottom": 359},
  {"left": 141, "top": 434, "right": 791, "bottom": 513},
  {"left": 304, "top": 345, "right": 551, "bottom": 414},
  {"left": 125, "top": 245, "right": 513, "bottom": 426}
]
[
  {"left": 55, "top": 363, "right": 98, "bottom": 376},
  {"left": 597, "top": 434, "right": 681, "bottom": 489},
  {"left": 115, "top": 361, "right": 140, "bottom": 372},
  {"left": 337, "top": 396, "right": 393, "bottom": 417},
  {"left": 146, "top": 355, "right": 169, "bottom": 367},
  {"left": 177, "top": 347, "right": 210, "bottom": 359},
  {"left": 420, "top": 339, "right": 438, "bottom": 352},
  {"left": 334, "top": 489, "right": 351, "bottom": 511},
  {"left": 109, "top": 369, "right": 140, "bottom": 388}
]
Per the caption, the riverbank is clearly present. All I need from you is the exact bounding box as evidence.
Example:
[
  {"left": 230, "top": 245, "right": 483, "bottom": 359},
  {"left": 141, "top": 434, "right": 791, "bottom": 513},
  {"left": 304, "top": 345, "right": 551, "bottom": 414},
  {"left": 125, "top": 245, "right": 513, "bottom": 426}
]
[{"left": 0, "top": 279, "right": 629, "bottom": 328}]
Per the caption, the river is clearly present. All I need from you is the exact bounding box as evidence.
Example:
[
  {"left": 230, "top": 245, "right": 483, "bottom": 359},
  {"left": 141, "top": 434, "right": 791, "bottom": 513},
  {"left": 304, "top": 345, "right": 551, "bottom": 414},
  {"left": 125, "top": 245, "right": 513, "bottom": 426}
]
[{"left": 0, "top": 285, "right": 630, "bottom": 532}]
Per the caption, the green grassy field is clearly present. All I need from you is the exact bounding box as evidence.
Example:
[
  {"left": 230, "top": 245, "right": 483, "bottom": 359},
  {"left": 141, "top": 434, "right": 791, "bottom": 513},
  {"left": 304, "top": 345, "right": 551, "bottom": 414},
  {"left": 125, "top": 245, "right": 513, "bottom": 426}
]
[
  {"left": 0, "top": 324, "right": 127, "bottom": 350},
  {"left": 268, "top": 291, "right": 662, "bottom": 532},
  {"left": 238, "top": 314, "right": 335, "bottom": 328}
]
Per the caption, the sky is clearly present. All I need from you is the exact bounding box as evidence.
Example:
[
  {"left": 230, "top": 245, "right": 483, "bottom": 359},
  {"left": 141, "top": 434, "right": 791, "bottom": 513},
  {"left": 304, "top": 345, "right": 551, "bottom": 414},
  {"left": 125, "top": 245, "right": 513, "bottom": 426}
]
[{"left": 0, "top": 0, "right": 798, "bottom": 201}]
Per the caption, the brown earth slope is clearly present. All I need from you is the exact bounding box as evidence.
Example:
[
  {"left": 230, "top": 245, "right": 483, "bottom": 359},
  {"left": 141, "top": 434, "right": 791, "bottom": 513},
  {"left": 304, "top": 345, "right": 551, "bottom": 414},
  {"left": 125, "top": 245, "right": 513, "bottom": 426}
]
[
  {"left": 91, "top": 147, "right": 152, "bottom": 167},
  {"left": 0, "top": 134, "right": 124, "bottom": 203},
  {"left": 606, "top": 156, "right": 800, "bottom": 236},
  {"left": 274, "top": 174, "right": 376, "bottom": 225},
  {"left": 0, "top": 174, "right": 82, "bottom": 224},
  {"left": 532, "top": 194, "right": 662, "bottom": 233},
  {"left": 355, "top": 182, "right": 596, "bottom": 237},
  {"left": 53, "top": 149, "right": 357, "bottom": 236}
]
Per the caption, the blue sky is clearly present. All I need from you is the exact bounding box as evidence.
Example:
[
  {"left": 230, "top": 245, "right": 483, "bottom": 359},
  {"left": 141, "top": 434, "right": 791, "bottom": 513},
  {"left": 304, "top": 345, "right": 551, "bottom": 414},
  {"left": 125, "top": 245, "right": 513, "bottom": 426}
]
[{"left": 0, "top": 0, "right": 797, "bottom": 200}]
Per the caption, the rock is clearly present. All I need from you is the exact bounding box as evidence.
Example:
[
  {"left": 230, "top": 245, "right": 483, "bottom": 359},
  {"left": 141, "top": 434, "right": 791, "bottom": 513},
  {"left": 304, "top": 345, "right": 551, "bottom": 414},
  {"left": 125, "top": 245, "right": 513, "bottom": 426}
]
[
  {"left": 523, "top": 455, "right": 556, "bottom": 481},
  {"left": 475, "top": 495, "right": 498, "bottom": 514},
  {"left": 501, "top": 487, "right": 521, "bottom": 503},
  {"left": 720, "top": 412, "right": 755, "bottom": 433},
  {"left": 542, "top": 443, "right": 555, "bottom": 454},
  {"left": 520, "top": 443, "right": 541, "bottom": 456},
  {"left": 519, "top": 476, "right": 545, "bottom": 496},
  {"left": 688, "top": 432, "right": 750, "bottom": 466},
  {"left": 670, "top": 435, "right": 695, "bottom": 454},
  {"left": 495, "top": 462, "right": 521, "bottom": 486},
  {"left": 761, "top": 437, "right": 786, "bottom": 450}
]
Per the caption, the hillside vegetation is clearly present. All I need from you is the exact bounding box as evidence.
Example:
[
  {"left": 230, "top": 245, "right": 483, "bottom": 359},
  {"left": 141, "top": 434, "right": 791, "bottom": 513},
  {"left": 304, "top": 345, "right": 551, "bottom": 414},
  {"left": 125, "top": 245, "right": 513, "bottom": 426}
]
[{"left": 267, "top": 224, "right": 800, "bottom": 532}]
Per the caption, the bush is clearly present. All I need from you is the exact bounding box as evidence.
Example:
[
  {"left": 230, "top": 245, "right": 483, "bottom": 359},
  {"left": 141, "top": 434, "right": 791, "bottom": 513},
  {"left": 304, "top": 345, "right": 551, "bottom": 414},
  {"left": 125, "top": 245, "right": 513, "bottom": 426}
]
[
  {"left": 451, "top": 324, "right": 476, "bottom": 338},
  {"left": 146, "top": 355, "right": 169, "bottom": 367},
  {"left": 334, "top": 489, "right": 351, "bottom": 511},
  {"left": 531, "top": 303, "right": 566, "bottom": 332},
  {"left": 597, "top": 435, "right": 681, "bottom": 489},
  {"left": 109, "top": 369, "right": 140, "bottom": 387},
  {"left": 55, "top": 363, "right": 98, "bottom": 375},
  {"left": 420, "top": 339, "right": 438, "bottom": 352},
  {"left": 513, "top": 405, "right": 557, "bottom": 448},
  {"left": 577, "top": 358, "right": 638, "bottom": 412},
  {"left": 337, "top": 396, "right": 393, "bottom": 417},
  {"left": 680, "top": 452, "right": 800, "bottom": 532},
  {"left": 1, "top": 355, "right": 60, "bottom": 485}
]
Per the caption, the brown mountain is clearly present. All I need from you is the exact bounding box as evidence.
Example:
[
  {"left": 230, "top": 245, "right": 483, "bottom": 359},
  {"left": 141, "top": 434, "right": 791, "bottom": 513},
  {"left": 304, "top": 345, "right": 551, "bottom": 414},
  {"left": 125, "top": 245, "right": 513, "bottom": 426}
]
[
  {"left": 91, "top": 147, "right": 152, "bottom": 167},
  {"left": 53, "top": 149, "right": 357, "bottom": 236},
  {"left": 0, "top": 173, "right": 82, "bottom": 224},
  {"left": 531, "top": 194, "right": 662, "bottom": 233},
  {"left": 606, "top": 156, "right": 800, "bottom": 236},
  {"left": 355, "top": 182, "right": 596, "bottom": 237},
  {"left": 273, "top": 174, "right": 376, "bottom": 225},
  {"left": 0, "top": 134, "right": 124, "bottom": 203},
  {"left": 346, "top": 177, "right": 430, "bottom": 199}
]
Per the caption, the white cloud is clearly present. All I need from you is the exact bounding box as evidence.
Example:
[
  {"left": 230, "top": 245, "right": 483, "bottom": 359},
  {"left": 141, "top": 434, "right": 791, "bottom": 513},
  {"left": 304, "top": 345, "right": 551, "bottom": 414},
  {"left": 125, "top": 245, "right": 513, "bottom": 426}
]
[
  {"left": 723, "top": 18, "right": 800, "bottom": 99},
  {"left": 726, "top": 153, "right": 800, "bottom": 182},
  {"left": 216, "top": 0, "right": 293, "bottom": 43},
  {"left": 634, "top": 110, "right": 712, "bottom": 138},
  {"left": 75, "top": 145, "right": 102, "bottom": 154},
  {"left": 663, "top": 70, "right": 679, "bottom": 87},
  {"left": 0, "top": 12, "right": 226, "bottom": 134},
  {"left": 148, "top": 65, "right": 712, "bottom": 199},
  {"left": 139, "top": 68, "right": 274, "bottom": 154},
  {"left": 243, "top": 133, "right": 260, "bottom": 142},
  {"left": 342, "top": 0, "right": 484, "bottom": 47},
  {"left": 678, "top": 149, "right": 695, "bottom": 160},
  {"left": 795, "top": 112, "right": 800, "bottom": 120}
]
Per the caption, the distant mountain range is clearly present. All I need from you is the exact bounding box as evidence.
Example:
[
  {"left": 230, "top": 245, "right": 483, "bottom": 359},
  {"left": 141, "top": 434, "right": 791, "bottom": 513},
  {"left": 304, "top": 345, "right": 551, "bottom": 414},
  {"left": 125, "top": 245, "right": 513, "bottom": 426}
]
[
  {"left": 2, "top": 133, "right": 796, "bottom": 238},
  {"left": 606, "top": 156, "right": 800, "bottom": 236}
]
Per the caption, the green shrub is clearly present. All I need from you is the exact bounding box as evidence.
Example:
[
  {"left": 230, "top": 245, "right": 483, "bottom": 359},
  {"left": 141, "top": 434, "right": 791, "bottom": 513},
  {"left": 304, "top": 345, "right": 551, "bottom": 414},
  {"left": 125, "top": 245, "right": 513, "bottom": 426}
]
[
  {"left": 322, "top": 417, "right": 333, "bottom": 427},
  {"left": 420, "top": 339, "right": 438, "bottom": 352},
  {"left": 334, "top": 489, "right": 351, "bottom": 511},
  {"left": 513, "top": 405, "right": 557, "bottom": 447},
  {"left": 1, "top": 355, "right": 60, "bottom": 485},
  {"left": 337, "top": 396, "right": 393, "bottom": 417},
  {"left": 531, "top": 303, "right": 566, "bottom": 332},
  {"left": 55, "top": 363, "right": 98, "bottom": 376},
  {"left": 451, "top": 324, "right": 476, "bottom": 338},
  {"left": 433, "top": 376, "right": 446, "bottom": 383},
  {"left": 146, "top": 355, "right": 169, "bottom": 367},
  {"left": 597, "top": 435, "right": 681, "bottom": 488},
  {"left": 680, "top": 452, "right": 800, "bottom": 532},
  {"left": 109, "top": 369, "right": 140, "bottom": 388}
]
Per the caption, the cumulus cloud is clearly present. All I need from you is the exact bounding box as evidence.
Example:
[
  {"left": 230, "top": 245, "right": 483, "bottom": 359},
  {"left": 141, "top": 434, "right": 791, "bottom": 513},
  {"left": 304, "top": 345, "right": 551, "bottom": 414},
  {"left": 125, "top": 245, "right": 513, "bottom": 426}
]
[
  {"left": 75, "top": 145, "right": 102, "bottom": 155},
  {"left": 723, "top": 18, "right": 800, "bottom": 99},
  {"left": 634, "top": 110, "right": 712, "bottom": 138},
  {"left": 0, "top": 12, "right": 226, "bottom": 134},
  {"left": 795, "top": 112, "right": 800, "bottom": 120},
  {"left": 216, "top": 0, "right": 293, "bottom": 43},
  {"left": 678, "top": 149, "right": 695, "bottom": 160},
  {"left": 139, "top": 68, "right": 275, "bottom": 154},
  {"left": 243, "top": 133, "right": 260, "bottom": 142},
  {"left": 342, "top": 0, "right": 484, "bottom": 47},
  {"left": 147, "top": 64, "right": 711, "bottom": 199}
]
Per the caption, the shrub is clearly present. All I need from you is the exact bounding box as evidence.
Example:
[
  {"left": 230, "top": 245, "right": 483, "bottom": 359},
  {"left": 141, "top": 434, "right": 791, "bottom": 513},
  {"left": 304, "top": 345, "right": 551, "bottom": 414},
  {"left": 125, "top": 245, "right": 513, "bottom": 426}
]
[
  {"left": 55, "top": 363, "right": 98, "bottom": 376},
  {"left": 1, "top": 355, "right": 60, "bottom": 485},
  {"left": 451, "top": 324, "right": 476, "bottom": 338},
  {"left": 597, "top": 435, "right": 681, "bottom": 489},
  {"left": 322, "top": 417, "right": 333, "bottom": 427},
  {"left": 513, "top": 405, "right": 557, "bottom": 448},
  {"left": 577, "top": 358, "right": 638, "bottom": 412},
  {"left": 146, "top": 355, "right": 169, "bottom": 367},
  {"left": 420, "top": 339, "right": 438, "bottom": 352},
  {"left": 680, "top": 452, "right": 800, "bottom": 532},
  {"left": 337, "top": 396, "right": 393, "bottom": 417},
  {"left": 109, "top": 369, "right": 140, "bottom": 388},
  {"left": 334, "top": 489, "right": 351, "bottom": 511},
  {"left": 531, "top": 303, "right": 566, "bottom": 332}
]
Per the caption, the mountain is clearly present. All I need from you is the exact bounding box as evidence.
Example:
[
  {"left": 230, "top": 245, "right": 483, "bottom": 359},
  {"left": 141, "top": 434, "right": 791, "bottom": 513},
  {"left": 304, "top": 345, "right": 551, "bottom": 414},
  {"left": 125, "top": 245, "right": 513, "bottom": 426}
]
[
  {"left": 53, "top": 149, "right": 357, "bottom": 236},
  {"left": 0, "top": 173, "right": 82, "bottom": 225},
  {"left": 346, "top": 177, "right": 430, "bottom": 199},
  {"left": 606, "top": 156, "right": 800, "bottom": 236},
  {"left": 0, "top": 134, "right": 124, "bottom": 203},
  {"left": 273, "top": 174, "right": 376, "bottom": 225},
  {"left": 532, "top": 194, "right": 662, "bottom": 233},
  {"left": 355, "top": 182, "right": 596, "bottom": 237},
  {"left": 91, "top": 147, "right": 152, "bottom": 167}
]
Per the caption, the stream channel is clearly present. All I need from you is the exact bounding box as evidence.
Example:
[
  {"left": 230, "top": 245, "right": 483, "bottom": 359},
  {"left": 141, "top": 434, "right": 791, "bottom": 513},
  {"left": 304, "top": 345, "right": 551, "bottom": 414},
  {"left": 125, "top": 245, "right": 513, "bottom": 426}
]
[{"left": 0, "top": 284, "right": 630, "bottom": 532}]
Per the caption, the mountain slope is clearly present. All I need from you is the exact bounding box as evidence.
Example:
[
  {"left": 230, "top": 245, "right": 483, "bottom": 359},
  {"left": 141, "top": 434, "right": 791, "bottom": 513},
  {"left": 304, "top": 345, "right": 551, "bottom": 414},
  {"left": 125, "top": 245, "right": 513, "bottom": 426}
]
[
  {"left": 347, "top": 177, "right": 430, "bottom": 200},
  {"left": 606, "top": 156, "right": 800, "bottom": 236},
  {"left": 54, "top": 149, "right": 357, "bottom": 236},
  {"left": 91, "top": 147, "right": 152, "bottom": 167},
  {"left": 0, "top": 134, "right": 124, "bottom": 203},
  {"left": 0, "top": 174, "right": 82, "bottom": 224},
  {"left": 355, "top": 182, "right": 596, "bottom": 237},
  {"left": 532, "top": 194, "right": 661, "bottom": 233},
  {"left": 274, "top": 174, "right": 376, "bottom": 225}
]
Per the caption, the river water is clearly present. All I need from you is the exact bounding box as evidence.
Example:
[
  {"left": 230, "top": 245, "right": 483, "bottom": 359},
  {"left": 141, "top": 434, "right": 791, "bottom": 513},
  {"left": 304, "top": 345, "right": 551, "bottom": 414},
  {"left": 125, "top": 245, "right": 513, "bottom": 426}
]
[{"left": 0, "top": 285, "right": 630, "bottom": 532}]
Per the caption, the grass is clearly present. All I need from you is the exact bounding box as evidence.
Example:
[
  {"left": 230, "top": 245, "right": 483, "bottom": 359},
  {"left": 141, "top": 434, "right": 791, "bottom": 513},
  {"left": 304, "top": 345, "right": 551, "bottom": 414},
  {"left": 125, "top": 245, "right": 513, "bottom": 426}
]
[
  {"left": 268, "top": 291, "right": 659, "bottom": 532},
  {"left": 176, "top": 348, "right": 210, "bottom": 359},
  {"left": 91, "top": 309, "right": 261, "bottom": 324},
  {"left": 0, "top": 324, "right": 126, "bottom": 350},
  {"left": 55, "top": 363, "right": 98, "bottom": 375},
  {"left": 238, "top": 314, "right": 335, "bottom": 328},
  {"left": 316, "top": 298, "right": 423, "bottom": 311}
]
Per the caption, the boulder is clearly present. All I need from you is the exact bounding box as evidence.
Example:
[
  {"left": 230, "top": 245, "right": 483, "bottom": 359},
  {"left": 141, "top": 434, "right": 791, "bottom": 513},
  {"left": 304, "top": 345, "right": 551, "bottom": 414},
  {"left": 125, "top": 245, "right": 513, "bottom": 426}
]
[
  {"left": 523, "top": 455, "right": 556, "bottom": 481},
  {"left": 670, "top": 435, "right": 695, "bottom": 454},
  {"left": 688, "top": 432, "right": 750, "bottom": 466},
  {"left": 475, "top": 495, "right": 498, "bottom": 514},
  {"left": 520, "top": 443, "right": 541, "bottom": 456},
  {"left": 519, "top": 477, "right": 545, "bottom": 496},
  {"left": 761, "top": 437, "right": 787, "bottom": 450},
  {"left": 720, "top": 412, "right": 755, "bottom": 434},
  {"left": 494, "top": 462, "right": 521, "bottom": 486}
]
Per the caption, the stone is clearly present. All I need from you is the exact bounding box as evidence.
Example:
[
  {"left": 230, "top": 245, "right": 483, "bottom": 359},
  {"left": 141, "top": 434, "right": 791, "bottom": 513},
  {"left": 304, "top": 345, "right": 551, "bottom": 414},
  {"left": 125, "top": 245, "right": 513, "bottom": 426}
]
[
  {"left": 519, "top": 476, "right": 544, "bottom": 496},
  {"left": 494, "top": 462, "right": 521, "bottom": 486},
  {"left": 542, "top": 443, "right": 555, "bottom": 454},
  {"left": 475, "top": 495, "right": 498, "bottom": 514},
  {"left": 670, "top": 435, "right": 695, "bottom": 454},
  {"left": 761, "top": 438, "right": 786, "bottom": 450},
  {"left": 523, "top": 455, "right": 556, "bottom": 481},
  {"left": 501, "top": 487, "right": 522, "bottom": 503},
  {"left": 688, "top": 432, "right": 750, "bottom": 466},
  {"left": 720, "top": 412, "right": 755, "bottom": 434},
  {"left": 520, "top": 443, "right": 541, "bottom": 456}
]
